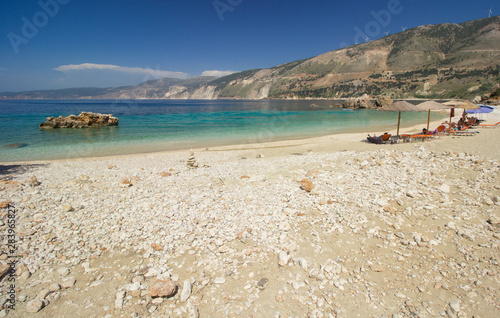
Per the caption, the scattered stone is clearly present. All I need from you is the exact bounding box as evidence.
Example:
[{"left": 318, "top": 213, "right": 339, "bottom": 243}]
[
  {"left": 449, "top": 299, "right": 461, "bottom": 313},
  {"left": 57, "top": 267, "right": 70, "bottom": 276},
  {"left": 62, "top": 205, "right": 74, "bottom": 212},
  {"left": 438, "top": 184, "right": 450, "bottom": 193},
  {"left": 61, "top": 277, "right": 76, "bottom": 289},
  {"left": 151, "top": 243, "right": 163, "bottom": 251},
  {"left": 120, "top": 178, "right": 133, "bottom": 188},
  {"left": 457, "top": 229, "right": 475, "bottom": 241},
  {"left": 257, "top": 278, "right": 269, "bottom": 290},
  {"left": 180, "top": 280, "right": 192, "bottom": 302},
  {"left": 0, "top": 263, "right": 9, "bottom": 277},
  {"left": 278, "top": 251, "right": 291, "bottom": 266},
  {"left": 26, "top": 176, "right": 41, "bottom": 187},
  {"left": 115, "top": 291, "right": 125, "bottom": 309},
  {"left": 384, "top": 206, "right": 397, "bottom": 214},
  {"left": 214, "top": 277, "right": 226, "bottom": 284},
  {"left": 36, "top": 288, "right": 51, "bottom": 300},
  {"left": 370, "top": 265, "right": 383, "bottom": 272},
  {"left": 49, "top": 283, "right": 61, "bottom": 292},
  {"left": 147, "top": 279, "right": 177, "bottom": 298},
  {"left": 446, "top": 222, "right": 457, "bottom": 230},
  {"left": 0, "top": 200, "right": 11, "bottom": 209},
  {"left": 158, "top": 171, "right": 172, "bottom": 177},
  {"left": 487, "top": 213, "right": 500, "bottom": 227},
  {"left": 187, "top": 303, "right": 199, "bottom": 318},
  {"left": 26, "top": 299, "right": 44, "bottom": 313},
  {"left": 300, "top": 178, "right": 314, "bottom": 192}
]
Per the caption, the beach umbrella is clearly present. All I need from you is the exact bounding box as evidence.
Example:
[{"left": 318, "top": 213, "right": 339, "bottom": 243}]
[
  {"left": 443, "top": 100, "right": 481, "bottom": 128},
  {"left": 465, "top": 105, "right": 494, "bottom": 121},
  {"left": 443, "top": 100, "right": 480, "bottom": 110},
  {"left": 416, "top": 101, "right": 449, "bottom": 131},
  {"left": 379, "top": 101, "right": 425, "bottom": 137},
  {"left": 465, "top": 105, "right": 494, "bottom": 114}
]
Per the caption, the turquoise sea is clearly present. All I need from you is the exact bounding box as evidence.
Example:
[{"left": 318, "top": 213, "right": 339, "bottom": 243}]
[{"left": 0, "top": 99, "right": 443, "bottom": 162}]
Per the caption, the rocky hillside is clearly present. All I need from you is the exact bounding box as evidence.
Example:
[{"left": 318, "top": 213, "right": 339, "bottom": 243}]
[
  {"left": 171, "top": 16, "right": 500, "bottom": 100},
  {"left": 0, "top": 77, "right": 216, "bottom": 100},
  {"left": 2, "top": 17, "right": 499, "bottom": 100}
]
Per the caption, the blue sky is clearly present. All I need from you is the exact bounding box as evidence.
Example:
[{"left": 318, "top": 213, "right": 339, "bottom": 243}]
[{"left": 0, "top": 0, "right": 497, "bottom": 92}]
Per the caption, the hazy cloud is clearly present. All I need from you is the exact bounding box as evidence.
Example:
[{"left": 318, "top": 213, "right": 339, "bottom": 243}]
[
  {"left": 201, "top": 70, "right": 237, "bottom": 77},
  {"left": 54, "top": 63, "right": 189, "bottom": 79}
]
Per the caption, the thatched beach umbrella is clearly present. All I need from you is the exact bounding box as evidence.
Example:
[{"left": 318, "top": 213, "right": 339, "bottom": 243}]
[
  {"left": 379, "top": 101, "right": 425, "bottom": 137},
  {"left": 442, "top": 100, "right": 480, "bottom": 127},
  {"left": 443, "top": 100, "right": 480, "bottom": 110},
  {"left": 417, "top": 101, "right": 449, "bottom": 131}
]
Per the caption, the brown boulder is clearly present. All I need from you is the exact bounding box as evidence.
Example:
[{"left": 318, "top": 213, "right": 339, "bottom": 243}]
[
  {"left": 147, "top": 279, "right": 177, "bottom": 298},
  {"left": 0, "top": 200, "right": 11, "bottom": 209},
  {"left": 300, "top": 178, "right": 315, "bottom": 192},
  {"left": 151, "top": 243, "right": 163, "bottom": 251}
]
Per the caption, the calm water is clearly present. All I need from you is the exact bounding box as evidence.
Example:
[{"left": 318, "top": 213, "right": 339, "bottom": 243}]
[{"left": 0, "top": 100, "right": 442, "bottom": 162}]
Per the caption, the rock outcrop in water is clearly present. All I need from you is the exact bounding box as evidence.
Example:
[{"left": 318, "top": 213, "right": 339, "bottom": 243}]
[
  {"left": 343, "top": 94, "right": 374, "bottom": 109},
  {"left": 39, "top": 112, "right": 119, "bottom": 129}
]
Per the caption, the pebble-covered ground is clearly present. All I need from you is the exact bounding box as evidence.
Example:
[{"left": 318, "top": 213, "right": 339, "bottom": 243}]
[{"left": 1, "top": 127, "right": 499, "bottom": 318}]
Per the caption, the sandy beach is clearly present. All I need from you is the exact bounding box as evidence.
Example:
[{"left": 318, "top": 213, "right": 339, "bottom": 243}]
[{"left": 1, "top": 109, "right": 499, "bottom": 317}]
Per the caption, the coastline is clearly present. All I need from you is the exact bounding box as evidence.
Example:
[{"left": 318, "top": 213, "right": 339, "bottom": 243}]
[
  {"left": 0, "top": 115, "right": 447, "bottom": 166},
  {"left": 0, "top": 108, "right": 498, "bottom": 317}
]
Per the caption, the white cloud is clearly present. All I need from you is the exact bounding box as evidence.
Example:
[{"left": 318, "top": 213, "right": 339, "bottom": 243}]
[
  {"left": 54, "top": 63, "right": 189, "bottom": 79},
  {"left": 201, "top": 70, "right": 237, "bottom": 77}
]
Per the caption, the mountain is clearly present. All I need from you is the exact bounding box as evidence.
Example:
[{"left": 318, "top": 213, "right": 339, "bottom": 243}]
[
  {"left": 171, "top": 16, "right": 499, "bottom": 100},
  {"left": 2, "top": 16, "right": 499, "bottom": 100},
  {"left": 0, "top": 76, "right": 216, "bottom": 100}
]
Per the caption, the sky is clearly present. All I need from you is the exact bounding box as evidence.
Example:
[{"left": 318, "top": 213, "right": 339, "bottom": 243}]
[{"left": 0, "top": 0, "right": 497, "bottom": 92}]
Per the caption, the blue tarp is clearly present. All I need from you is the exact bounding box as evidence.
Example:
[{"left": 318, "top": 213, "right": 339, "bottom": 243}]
[{"left": 466, "top": 105, "right": 494, "bottom": 114}]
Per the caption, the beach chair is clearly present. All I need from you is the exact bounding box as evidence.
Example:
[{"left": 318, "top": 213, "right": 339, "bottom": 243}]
[
  {"left": 433, "top": 125, "right": 448, "bottom": 136},
  {"left": 449, "top": 124, "right": 480, "bottom": 136},
  {"left": 400, "top": 133, "right": 434, "bottom": 142},
  {"left": 478, "top": 121, "right": 500, "bottom": 127},
  {"left": 367, "top": 133, "right": 391, "bottom": 144},
  {"left": 409, "top": 134, "right": 435, "bottom": 142}
]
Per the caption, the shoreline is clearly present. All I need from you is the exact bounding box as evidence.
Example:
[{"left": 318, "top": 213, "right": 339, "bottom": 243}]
[
  {"left": 0, "top": 117, "right": 447, "bottom": 166},
  {"left": 0, "top": 108, "right": 498, "bottom": 317}
]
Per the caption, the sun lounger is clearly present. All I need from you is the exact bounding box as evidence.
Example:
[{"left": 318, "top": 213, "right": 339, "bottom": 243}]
[
  {"left": 367, "top": 133, "right": 391, "bottom": 144},
  {"left": 409, "top": 134, "right": 435, "bottom": 141},
  {"left": 400, "top": 134, "right": 434, "bottom": 142},
  {"left": 434, "top": 125, "right": 448, "bottom": 135},
  {"left": 478, "top": 121, "right": 500, "bottom": 127}
]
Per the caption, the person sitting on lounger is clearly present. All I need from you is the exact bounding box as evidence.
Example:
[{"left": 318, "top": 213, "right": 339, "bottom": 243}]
[{"left": 367, "top": 132, "right": 391, "bottom": 144}]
